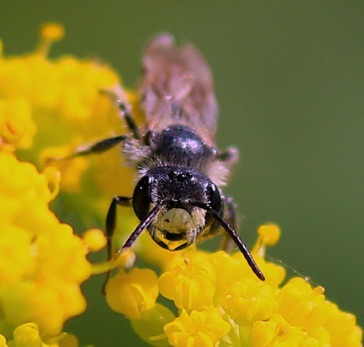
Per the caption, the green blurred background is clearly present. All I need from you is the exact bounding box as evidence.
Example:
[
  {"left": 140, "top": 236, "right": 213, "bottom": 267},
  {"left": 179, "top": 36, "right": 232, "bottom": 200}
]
[{"left": 1, "top": 1, "right": 363, "bottom": 345}]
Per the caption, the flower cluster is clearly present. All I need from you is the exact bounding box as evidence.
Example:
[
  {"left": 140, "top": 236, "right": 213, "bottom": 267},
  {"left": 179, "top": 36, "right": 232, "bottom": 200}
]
[
  {"left": 0, "top": 23, "right": 122, "bottom": 346},
  {"left": 0, "top": 23, "right": 138, "bottom": 201},
  {"left": 106, "top": 225, "right": 363, "bottom": 346},
  {"left": 0, "top": 151, "right": 91, "bottom": 345}
]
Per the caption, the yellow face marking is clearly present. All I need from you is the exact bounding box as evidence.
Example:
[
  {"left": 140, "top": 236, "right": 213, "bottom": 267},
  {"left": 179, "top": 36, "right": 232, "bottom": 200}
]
[{"left": 156, "top": 208, "right": 193, "bottom": 234}]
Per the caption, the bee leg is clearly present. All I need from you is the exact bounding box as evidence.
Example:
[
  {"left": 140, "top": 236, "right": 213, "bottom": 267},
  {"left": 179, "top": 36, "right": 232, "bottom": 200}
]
[
  {"left": 47, "top": 135, "right": 127, "bottom": 163},
  {"left": 218, "top": 147, "right": 239, "bottom": 166},
  {"left": 102, "top": 203, "right": 162, "bottom": 293},
  {"left": 117, "top": 101, "right": 140, "bottom": 140},
  {"left": 100, "top": 89, "right": 140, "bottom": 140},
  {"left": 76, "top": 135, "right": 127, "bottom": 156},
  {"left": 102, "top": 195, "right": 132, "bottom": 294}
]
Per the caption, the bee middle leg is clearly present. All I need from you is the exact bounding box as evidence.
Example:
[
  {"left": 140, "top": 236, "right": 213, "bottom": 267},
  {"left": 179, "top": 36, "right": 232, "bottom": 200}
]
[
  {"left": 73, "top": 135, "right": 127, "bottom": 157},
  {"left": 46, "top": 135, "right": 128, "bottom": 163},
  {"left": 48, "top": 87, "right": 141, "bottom": 162}
]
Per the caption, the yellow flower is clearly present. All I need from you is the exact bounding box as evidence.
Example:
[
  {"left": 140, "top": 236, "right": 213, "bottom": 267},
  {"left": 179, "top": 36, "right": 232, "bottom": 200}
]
[
  {"left": 131, "top": 304, "right": 175, "bottom": 347},
  {"left": 0, "top": 334, "right": 7, "bottom": 347},
  {"left": 252, "top": 314, "right": 326, "bottom": 347},
  {"left": 164, "top": 308, "right": 231, "bottom": 347},
  {"left": 108, "top": 225, "right": 363, "bottom": 346},
  {"left": 105, "top": 268, "right": 159, "bottom": 319},
  {"left": 0, "top": 98, "right": 35, "bottom": 150},
  {"left": 158, "top": 251, "right": 216, "bottom": 310},
  {"left": 0, "top": 22, "right": 138, "bottom": 203},
  {"left": 2, "top": 322, "right": 78, "bottom": 347},
  {"left": 82, "top": 228, "right": 107, "bottom": 252},
  {"left": 0, "top": 152, "right": 91, "bottom": 341},
  {"left": 278, "top": 277, "right": 362, "bottom": 347},
  {"left": 223, "top": 278, "right": 278, "bottom": 326},
  {"left": 11, "top": 323, "right": 55, "bottom": 347},
  {"left": 0, "top": 23, "right": 145, "bottom": 344}
]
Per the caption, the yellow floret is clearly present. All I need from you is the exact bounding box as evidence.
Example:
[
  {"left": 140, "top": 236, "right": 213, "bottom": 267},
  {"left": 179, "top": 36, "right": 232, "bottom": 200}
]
[
  {"left": 40, "top": 23, "right": 65, "bottom": 42},
  {"left": 82, "top": 228, "right": 107, "bottom": 252},
  {"left": 164, "top": 308, "right": 231, "bottom": 347},
  {"left": 105, "top": 268, "right": 159, "bottom": 319},
  {"left": 158, "top": 252, "right": 216, "bottom": 310}
]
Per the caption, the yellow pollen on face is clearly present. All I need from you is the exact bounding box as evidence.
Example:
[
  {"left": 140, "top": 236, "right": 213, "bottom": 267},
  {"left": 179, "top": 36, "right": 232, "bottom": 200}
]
[{"left": 158, "top": 208, "right": 193, "bottom": 233}]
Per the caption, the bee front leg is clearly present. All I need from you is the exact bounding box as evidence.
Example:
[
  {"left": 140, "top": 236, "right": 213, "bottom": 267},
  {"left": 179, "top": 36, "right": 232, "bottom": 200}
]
[
  {"left": 103, "top": 195, "right": 132, "bottom": 293},
  {"left": 102, "top": 203, "right": 162, "bottom": 293},
  {"left": 105, "top": 196, "right": 133, "bottom": 252}
]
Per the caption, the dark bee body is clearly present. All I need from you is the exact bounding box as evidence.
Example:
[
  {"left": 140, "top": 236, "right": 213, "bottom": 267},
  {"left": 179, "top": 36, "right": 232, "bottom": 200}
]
[
  {"left": 146, "top": 125, "right": 216, "bottom": 168},
  {"left": 135, "top": 126, "right": 218, "bottom": 238},
  {"left": 127, "top": 121, "right": 223, "bottom": 251},
  {"left": 71, "top": 34, "right": 265, "bottom": 281}
]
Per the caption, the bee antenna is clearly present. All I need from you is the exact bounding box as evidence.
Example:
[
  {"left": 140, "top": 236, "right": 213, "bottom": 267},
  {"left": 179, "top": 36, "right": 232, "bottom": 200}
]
[
  {"left": 117, "top": 204, "right": 162, "bottom": 252},
  {"left": 193, "top": 202, "right": 265, "bottom": 281}
]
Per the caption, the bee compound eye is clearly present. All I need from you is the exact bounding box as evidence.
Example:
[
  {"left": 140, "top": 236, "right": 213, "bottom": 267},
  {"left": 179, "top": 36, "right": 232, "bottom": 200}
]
[
  {"left": 204, "top": 183, "right": 222, "bottom": 227},
  {"left": 207, "top": 183, "right": 222, "bottom": 213},
  {"left": 133, "top": 175, "right": 153, "bottom": 221}
]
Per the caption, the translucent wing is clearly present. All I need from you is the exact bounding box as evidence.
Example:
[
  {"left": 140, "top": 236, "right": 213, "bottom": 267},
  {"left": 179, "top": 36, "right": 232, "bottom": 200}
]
[{"left": 139, "top": 34, "right": 218, "bottom": 145}]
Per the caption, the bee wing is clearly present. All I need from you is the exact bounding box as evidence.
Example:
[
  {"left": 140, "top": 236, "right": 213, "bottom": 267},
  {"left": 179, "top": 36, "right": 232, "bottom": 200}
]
[{"left": 139, "top": 34, "right": 218, "bottom": 145}]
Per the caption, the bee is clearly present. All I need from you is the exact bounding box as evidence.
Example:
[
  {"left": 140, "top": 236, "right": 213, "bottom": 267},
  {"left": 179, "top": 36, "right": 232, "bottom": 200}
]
[{"left": 69, "top": 34, "right": 264, "bottom": 281}]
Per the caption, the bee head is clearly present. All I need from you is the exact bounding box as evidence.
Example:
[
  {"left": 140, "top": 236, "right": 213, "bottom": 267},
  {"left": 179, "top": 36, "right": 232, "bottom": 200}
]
[{"left": 132, "top": 167, "right": 222, "bottom": 250}]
